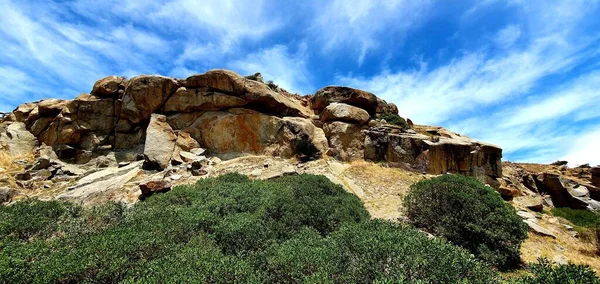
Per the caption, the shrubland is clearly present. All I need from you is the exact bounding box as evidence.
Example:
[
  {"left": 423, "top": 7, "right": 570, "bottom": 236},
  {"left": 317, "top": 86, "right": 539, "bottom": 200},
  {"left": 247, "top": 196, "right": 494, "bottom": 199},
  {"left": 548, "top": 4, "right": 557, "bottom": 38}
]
[{"left": 0, "top": 173, "right": 597, "bottom": 283}]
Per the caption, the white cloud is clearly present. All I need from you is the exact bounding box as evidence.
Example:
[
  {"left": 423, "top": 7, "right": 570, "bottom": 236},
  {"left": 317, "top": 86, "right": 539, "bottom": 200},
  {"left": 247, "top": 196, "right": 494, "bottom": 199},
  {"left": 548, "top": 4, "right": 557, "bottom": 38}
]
[
  {"left": 495, "top": 25, "right": 521, "bottom": 48},
  {"left": 562, "top": 128, "right": 600, "bottom": 167},
  {"left": 230, "top": 44, "right": 312, "bottom": 94},
  {"left": 311, "top": 0, "right": 433, "bottom": 64}
]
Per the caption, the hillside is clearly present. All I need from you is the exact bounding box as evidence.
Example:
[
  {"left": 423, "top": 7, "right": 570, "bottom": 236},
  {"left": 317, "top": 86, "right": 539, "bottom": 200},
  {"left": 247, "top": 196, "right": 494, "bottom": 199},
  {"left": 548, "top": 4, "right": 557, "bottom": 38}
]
[{"left": 1, "top": 69, "right": 600, "bottom": 282}]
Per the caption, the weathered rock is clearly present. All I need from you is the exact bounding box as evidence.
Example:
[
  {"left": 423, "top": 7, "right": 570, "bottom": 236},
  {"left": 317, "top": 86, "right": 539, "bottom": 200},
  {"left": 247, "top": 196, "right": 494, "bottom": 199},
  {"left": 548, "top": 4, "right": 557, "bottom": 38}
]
[
  {"left": 312, "top": 86, "right": 379, "bottom": 115},
  {"left": 143, "top": 114, "right": 176, "bottom": 170},
  {"left": 320, "top": 102, "right": 370, "bottom": 125},
  {"left": 364, "top": 130, "right": 430, "bottom": 170},
  {"left": 524, "top": 219, "right": 556, "bottom": 238},
  {"left": 175, "top": 131, "right": 201, "bottom": 152},
  {"left": 537, "top": 173, "right": 600, "bottom": 210},
  {"left": 91, "top": 76, "right": 126, "bottom": 98},
  {"left": 376, "top": 98, "right": 399, "bottom": 115},
  {"left": 57, "top": 162, "right": 141, "bottom": 201},
  {"left": 0, "top": 187, "right": 15, "bottom": 205},
  {"left": 179, "top": 151, "right": 200, "bottom": 163},
  {"left": 0, "top": 122, "right": 37, "bottom": 156},
  {"left": 9, "top": 103, "right": 37, "bottom": 122},
  {"left": 185, "top": 70, "right": 312, "bottom": 117},
  {"left": 323, "top": 122, "right": 365, "bottom": 161},
  {"left": 37, "top": 99, "right": 67, "bottom": 117},
  {"left": 121, "top": 75, "right": 178, "bottom": 124},
  {"left": 164, "top": 87, "right": 247, "bottom": 112},
  {"left": 190, "top": 148, "right": 206, "bottom": 156},
  {"left": 592, "top": 167, "right": 600, "bottom": 188},
  {"left": 139, "top": 179, "right": 172, "bottom": 197}
]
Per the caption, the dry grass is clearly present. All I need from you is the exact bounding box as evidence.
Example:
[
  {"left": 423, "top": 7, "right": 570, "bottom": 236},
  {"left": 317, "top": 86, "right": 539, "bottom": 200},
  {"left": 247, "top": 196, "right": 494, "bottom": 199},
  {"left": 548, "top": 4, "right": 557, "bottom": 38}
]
[
  {"left": 343, "top": 161, "right": 426, "bottom": 220},
  {"left": 519, "top": 215, "right": 600, "bottom": 273},
  {"left": 0, "top": 150, "right": 34, "bottom": 191}
]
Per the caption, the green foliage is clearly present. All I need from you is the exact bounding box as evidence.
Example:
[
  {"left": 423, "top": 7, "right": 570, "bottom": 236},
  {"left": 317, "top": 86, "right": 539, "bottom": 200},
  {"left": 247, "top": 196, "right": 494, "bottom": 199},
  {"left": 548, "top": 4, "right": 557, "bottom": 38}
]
[
  {"left": 403, "top": 174, "right": 529, "bottom": 269},
  {"left": 511, "top": 258, "right": 600, "bottom": 284},
  {"left": 378, "top": 113, "right": 408, "bottom": 128},
  {"left": 0, "top": 199, "right": 79, "bottom": 240},
  {"left": 550, "top": 208, "right": 600, "bottom": 228},
  {"left": 0, "top": 173, "right": 503, "bottom": 283}
]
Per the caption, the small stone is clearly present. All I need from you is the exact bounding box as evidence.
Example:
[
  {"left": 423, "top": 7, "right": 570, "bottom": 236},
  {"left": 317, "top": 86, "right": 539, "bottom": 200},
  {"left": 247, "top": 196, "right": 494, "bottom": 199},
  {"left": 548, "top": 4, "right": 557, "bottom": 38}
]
[
  {"left": 191, "top": 169, "right": 208, "bottom": 176},
  {"left": 15, "top": 172, "right": 32, "bottom": 181},
  {"left": 179, "top": 151, "right": 199, "bottom": 163},
  {"left": 250, "top": 169, "right": 262, "bottom": 177},
  {"left": 190, "top": 148, "right": 206, "bottom": 156},
  {"left": 139, "top": 180, "right": 172, "bottom": 197},
  {"left": 118, "top": 162, "right": 131, "bottom": 168},
  {"left": 564, "top": 224, "right": 574, "bottom": 230},
  {"left": 517, "top": 211, "right": 536, "bottom": 220},
  {"left": 209, "top": 157, "right": 222, "bottom": 164},
  {"left": 0, "top": 187, "right": 16, "bottom": 204},
  {"left": 0, "top": 168, "right": 5, "bottom": 173},
  {"left": 30, "top": 158, "right": 53, "bottom": 171},
  {"left": 191, "top": 159, "right": 209, "bottom": 170},
  {"left": 553, "top": 255, "right": 568, "bottom": 266},
  {"left": 170, "top": 174, "right": 183, "bottom": 181}
]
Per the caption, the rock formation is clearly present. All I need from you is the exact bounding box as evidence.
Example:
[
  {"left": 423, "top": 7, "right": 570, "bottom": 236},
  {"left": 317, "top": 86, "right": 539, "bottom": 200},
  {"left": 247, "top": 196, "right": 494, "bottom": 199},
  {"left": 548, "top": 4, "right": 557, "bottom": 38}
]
[{"left": 1, "top": 69, "right": 503, "bottom": 189}]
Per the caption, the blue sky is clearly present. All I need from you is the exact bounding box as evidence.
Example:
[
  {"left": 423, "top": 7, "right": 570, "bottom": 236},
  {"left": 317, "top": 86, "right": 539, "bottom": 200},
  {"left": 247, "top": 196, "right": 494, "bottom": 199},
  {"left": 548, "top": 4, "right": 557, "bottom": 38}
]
[{"left": 1, "top": 0, "right": 600, "bottom": 165}]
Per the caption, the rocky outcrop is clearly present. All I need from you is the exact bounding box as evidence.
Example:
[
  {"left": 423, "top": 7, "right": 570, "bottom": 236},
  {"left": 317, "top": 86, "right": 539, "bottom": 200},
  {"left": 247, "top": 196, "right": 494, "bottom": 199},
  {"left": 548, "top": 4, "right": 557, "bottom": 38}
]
[
  {"left": 320, "top": 103, "right": 370, "bottom": 125},
  {"left": 0, "top": 122, "right": 37, "bottom": 157},
  {"left": 3, "top": 68, "right": 503, "bottom": 190},
  {"left": 312, "top": 86, "right": 380, "bottom": 116}
]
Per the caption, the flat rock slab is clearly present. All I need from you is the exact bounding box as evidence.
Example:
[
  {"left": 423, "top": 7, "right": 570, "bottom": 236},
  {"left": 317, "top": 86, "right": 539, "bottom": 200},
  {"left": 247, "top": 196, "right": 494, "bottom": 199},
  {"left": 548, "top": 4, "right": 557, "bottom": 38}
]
[
  {"left": 524, "top": 219, "right": 556, "bottom": 239},
  {"left": 57, "top": 162, "right": 142, "bottom": 201}
]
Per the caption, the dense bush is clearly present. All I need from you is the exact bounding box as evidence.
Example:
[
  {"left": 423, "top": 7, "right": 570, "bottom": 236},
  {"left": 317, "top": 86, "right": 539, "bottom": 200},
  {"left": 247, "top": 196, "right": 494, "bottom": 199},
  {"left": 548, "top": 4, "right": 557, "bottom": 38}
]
[
  {"left": 403, "top": 174, "right": 529, "bottom": 269},
  {"left": 378, "top": 113, "right": 408, "bottom": 128},
  {"left": 511, "top": 258, "right": 600, "bottom": 283},
  {"left": 0, "top": 173, "right": 502, "bottom": 283}
]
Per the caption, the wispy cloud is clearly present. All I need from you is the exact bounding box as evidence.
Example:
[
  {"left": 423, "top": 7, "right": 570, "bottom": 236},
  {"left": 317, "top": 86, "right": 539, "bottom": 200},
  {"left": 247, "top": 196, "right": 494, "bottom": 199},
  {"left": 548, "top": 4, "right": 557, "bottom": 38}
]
[{"left": 311, "top": 0, "right": 433, "bottom": 64}]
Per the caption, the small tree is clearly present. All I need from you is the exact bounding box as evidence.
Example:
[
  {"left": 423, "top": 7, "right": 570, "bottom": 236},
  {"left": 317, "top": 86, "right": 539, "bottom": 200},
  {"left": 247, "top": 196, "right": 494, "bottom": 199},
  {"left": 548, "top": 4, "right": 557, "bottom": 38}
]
[{"left": 403, "top": 174, "right": 529, "bottom": 269}]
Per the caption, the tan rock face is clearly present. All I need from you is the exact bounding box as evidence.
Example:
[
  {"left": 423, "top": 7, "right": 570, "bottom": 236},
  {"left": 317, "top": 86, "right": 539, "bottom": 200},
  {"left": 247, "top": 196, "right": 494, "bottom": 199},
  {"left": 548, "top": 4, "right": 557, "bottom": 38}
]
[
  {"left": 164, "top": 87, "right": 247, "bottom": 112},
  {"left": 8, "top": 68, "right": 503, "bottom": 187},
  {"left": 91, "top": 76, "right": 126, "bottom": 98},
  {"left": 143, "top": 114, "right": 177, "bottom": 170},
  {"left": 0, "top": 122, "right": 37, "bottom": 156},
  {"left": 323, "top": 121, "right": 365, "bottom": 161},
  {"left": 121, "top": 75, "right": 178, "bottom": 124},
  {"left": 312, "top": 86, "right": 379, "bottom": 115},
  {"left": 320, "top": 102, "right": 370, "bottom": 125}
]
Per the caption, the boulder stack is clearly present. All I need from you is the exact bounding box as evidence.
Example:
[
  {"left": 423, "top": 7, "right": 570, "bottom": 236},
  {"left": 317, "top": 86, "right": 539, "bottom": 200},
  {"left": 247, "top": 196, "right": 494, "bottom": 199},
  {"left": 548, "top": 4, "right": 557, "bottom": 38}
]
[{"left": 3, "top": 69, "right": 504, "bottom": 188}]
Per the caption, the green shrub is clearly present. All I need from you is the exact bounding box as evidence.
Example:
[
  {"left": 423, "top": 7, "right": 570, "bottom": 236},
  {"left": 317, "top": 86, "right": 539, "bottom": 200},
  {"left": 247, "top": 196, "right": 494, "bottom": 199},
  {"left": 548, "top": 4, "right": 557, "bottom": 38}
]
[
  {"left": 403, "top": 174, "right": 529, "bottom": 269},
  {"left": 511, "top": 258, "right": 600, "bottom": 284},
  {"left": 378, "top": 113, "right": 408, "bottom": 128},
  {"left": 0, "top": 174, "right": 501, "bottom": 283},
  {"left": 0, "top": 199, "right": 78, "bottom": 241}
]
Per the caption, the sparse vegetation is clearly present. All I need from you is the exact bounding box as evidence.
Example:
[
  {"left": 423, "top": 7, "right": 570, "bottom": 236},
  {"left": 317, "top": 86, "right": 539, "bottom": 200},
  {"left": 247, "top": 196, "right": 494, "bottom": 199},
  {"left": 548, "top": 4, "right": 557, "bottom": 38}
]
[
  {"left": 266, "top": 80, "right": 279, "bottom": 91},
  {"left": 0, "top": 174, "right": 502, "bottom": 283},
  {"left": 511, "top": 258, "right": 600, "bottom": 283},
  {"left": 403, "top": 174, "right": 529, "bottom": 270},
  {"left": 378, "top": 113, "right": 409, "bottom": 128}
]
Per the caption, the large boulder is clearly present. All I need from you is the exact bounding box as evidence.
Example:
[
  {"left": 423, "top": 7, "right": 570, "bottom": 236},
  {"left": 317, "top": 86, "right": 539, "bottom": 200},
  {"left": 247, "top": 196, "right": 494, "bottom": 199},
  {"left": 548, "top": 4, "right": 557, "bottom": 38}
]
[
  {"left": 143, "top": 114, "right": 177, "bottom": 170},
  {"left": 0, "top": 122, "right": 37, "bottom": 156},
  {"left": 7, "top": 103, "right": 37, "bottom": 122},
  {"left": 320, "top": 102, "right": 370, "bottom": 125},
  {"left": 185, "top": 70, "right": 312, "bottom": 117},
  {"left": 91, "top": 76, "right": 127, "bottom": 98},
  {"left": 38, "top": 98, "right": 117, "bottom": 153},
  {"left": 537, "top": 173, "right": 600, "bottom": 210},
  {"left": 312, "top": 86, "right": 379, "bottom": 116},
  {"left": 121, "top": 75, "right": 178, "bottom": 124},
  {"left": 163, "top": 87, "right": 247, "bottom": 112},
  {"left": 323, "top": 121, "right": 365, "bottom": 161}
]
